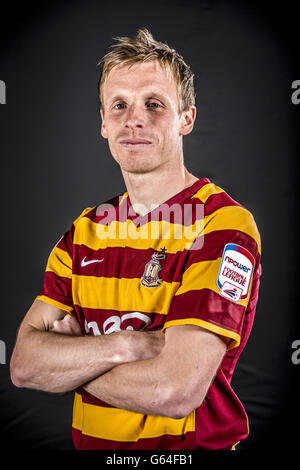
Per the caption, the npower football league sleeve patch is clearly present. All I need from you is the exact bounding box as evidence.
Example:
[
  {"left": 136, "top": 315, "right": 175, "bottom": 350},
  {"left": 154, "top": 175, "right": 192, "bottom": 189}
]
[{"left": 217, "top": 243, "right": 255, "bottom": 303}]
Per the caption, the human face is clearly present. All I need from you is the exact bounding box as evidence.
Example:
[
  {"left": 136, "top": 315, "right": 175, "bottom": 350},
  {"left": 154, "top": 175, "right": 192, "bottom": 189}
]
[{"left": 100, "top": 61, "right": 195, "bottom": 174}]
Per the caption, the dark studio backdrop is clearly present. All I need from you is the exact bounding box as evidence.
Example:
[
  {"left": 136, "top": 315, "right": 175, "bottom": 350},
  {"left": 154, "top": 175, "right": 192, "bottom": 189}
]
[{"left": 0, "top": 0, "right": 299, "bottom": 452}]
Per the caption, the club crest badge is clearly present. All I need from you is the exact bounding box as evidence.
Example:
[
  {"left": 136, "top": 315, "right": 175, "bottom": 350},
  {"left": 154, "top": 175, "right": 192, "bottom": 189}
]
[{"left": 141, "top": 248, "right": 167, "bottom": 288}]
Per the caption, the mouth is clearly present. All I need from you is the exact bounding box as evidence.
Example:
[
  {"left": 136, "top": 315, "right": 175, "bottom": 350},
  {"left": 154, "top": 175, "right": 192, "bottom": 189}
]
[{"left": 119, "top": 139, "right": 152, "bottom": 149}]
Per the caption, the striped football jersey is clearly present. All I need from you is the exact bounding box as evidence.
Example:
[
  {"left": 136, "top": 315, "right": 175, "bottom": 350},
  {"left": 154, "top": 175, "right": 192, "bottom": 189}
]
[{"left": 36, "top": 178, "right": 261, "bottom": 450}]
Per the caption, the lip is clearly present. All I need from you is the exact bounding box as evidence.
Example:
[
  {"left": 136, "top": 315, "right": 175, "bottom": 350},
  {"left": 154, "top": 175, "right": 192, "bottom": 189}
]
[{"left": 119, "top": 138, "right": 152, "bottom": 147}]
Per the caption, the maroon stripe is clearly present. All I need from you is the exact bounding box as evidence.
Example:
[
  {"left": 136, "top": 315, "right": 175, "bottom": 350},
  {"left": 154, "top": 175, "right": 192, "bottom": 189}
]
[
  {"left": 56, "top": 225, "right": 74, "bottom": 255},
  {"left": 128, "top": 199, "right": 204, "bottom": 226},
  {"left": 96, "top": 198, "right": 128, "bottom": 224},
  {"left": 39, "top": 271, "right": 73, "bottom": 307},
  {"left": 92, "top": 179, "right": 209, "bottom": 227},
  {"left": 77, "top": 389, "right": 116, "bottom": 408},
  {"left": 204, "top": 191, "right": 242, "bottom": 216},
  {"left": 74, "top": 306, "right": 166, "bottom": 338},
  {"left": 71, "top": 196, "right": 128, "bottom": 228},
  {"left": 94, "top": 194, "right": 131, "bottom": 224},
  {"left": 194, "top": 368, "right": 249, "bottom": 450},
  {"left": 72, "top": 230, "right": 258, "bottom": 282},
  {"left": 221, "top": 275, "right": 259, "bottom": 382},
  {"left": 72, "top": 428, "right": 196, "bottom": 450},
  {"left": 80, "top": 207, "right": 97, "bottom": 222},
  {"left": 68, "top": 180, "right": 210, "bottom": 229},
  {"left": 93, "top": 194, "right": 123, "bottom": 219},
  {"left": 126, "top": 178, "right": 209, "bottom": 221},
  {"left": 72, "top": 245, "right": 186, "bottom": 282},
  {"left": 62, "top": 230, "right": 259, "bottom": 280},
  {"left": 186, "top": 229, "right": 259, "bottom": 267},
  {"left": 94, "top": 197, "right": 204, "bottom": 226},
  {"left": 69, "top": 181, "right": 246, "bottom": 236},
  {"left": 167, "top": 288, "right": 245, "bottom": 334}
]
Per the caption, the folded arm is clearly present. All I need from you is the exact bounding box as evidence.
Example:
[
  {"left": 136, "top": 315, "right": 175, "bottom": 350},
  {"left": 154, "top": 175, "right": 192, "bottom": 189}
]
[
  {"left": 10, "top": 300, "right": 164, "bottom": 393},
  {"left": 83, "top": 324, "right": 228, "bottom": 419}
]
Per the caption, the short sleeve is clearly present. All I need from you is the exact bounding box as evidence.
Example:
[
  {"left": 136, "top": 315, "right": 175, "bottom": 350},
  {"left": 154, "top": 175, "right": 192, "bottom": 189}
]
[
  {"left": 162, "top": 204, "right": 261, "bottom": 350},
  {"left": 35, "top": 228, "right": 74, "bottom": 314},
  {"left": 35, "top": 207, "right": 93, "bottom": 314}
]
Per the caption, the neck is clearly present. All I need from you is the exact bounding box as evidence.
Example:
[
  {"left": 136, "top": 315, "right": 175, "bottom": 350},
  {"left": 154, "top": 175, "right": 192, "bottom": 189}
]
[{"left": 121, "top": 162, "right": 199, "bottom": 216}]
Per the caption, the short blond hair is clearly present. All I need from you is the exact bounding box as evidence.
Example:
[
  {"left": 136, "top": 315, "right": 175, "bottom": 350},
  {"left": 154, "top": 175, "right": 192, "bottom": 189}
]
[{"left": 97, "top": 28, "right": 195, "bottom": 114}]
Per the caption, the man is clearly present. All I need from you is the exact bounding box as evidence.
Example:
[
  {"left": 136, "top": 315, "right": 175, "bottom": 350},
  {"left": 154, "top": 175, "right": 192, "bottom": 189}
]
[{"left": 10, "top": 29, "right": 261, "bottom": 450}]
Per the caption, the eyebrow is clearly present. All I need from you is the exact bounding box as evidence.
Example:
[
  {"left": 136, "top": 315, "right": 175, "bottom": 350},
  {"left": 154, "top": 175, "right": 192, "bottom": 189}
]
[{"left": 108, "top": 91, "right": 169, "bottom": 105}]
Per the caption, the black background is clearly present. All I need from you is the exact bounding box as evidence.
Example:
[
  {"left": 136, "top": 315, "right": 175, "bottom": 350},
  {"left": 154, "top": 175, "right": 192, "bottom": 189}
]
[{"left": 0, "top": 0, "right": 299, "bottom": 452}]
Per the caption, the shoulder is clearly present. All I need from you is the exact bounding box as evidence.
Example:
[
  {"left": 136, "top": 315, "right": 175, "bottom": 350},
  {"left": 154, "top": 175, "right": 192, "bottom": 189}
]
[
  {"left": 191, "top": 179, "right": 261, "bottom": 256},
  {"left": 191, "top": 179, "right": 247, "bottom": 213}
]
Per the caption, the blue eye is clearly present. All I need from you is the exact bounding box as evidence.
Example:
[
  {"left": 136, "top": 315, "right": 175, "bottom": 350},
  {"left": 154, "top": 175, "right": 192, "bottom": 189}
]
[
  {"left": 114, "top": 103, "right": 126, "bottom": 109},
  {"left": 147, "top": 102, "right": 160, "bottom": 108}
]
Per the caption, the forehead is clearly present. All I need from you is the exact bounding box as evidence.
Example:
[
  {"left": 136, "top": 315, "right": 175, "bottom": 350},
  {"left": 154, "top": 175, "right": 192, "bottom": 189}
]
[{"left": 102, "top": 60, "right": 179, "bottom": 104}]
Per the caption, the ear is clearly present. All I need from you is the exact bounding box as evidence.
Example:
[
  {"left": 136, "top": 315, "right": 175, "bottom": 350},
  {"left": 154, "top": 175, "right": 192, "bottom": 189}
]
[
  {"left": 179, "top": 106, "right": 196, "bottom": 136},
  {"left": 100, "top": 108, "right": 108, "bottom": 139}
]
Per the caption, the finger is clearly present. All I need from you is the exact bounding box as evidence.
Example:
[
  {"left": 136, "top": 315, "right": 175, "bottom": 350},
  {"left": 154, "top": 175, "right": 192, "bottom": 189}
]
[{"left": 50, "top": 319, "right": 65, "bottom": 333}]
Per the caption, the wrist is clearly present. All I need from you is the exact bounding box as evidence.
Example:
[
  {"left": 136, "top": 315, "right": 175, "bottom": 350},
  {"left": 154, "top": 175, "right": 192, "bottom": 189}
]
[
  {"left": 117, "top": 330, "right": 140, "bottom": 363},
  {"left": 100, "top": 330, "right": 139, "bottom": 367}
]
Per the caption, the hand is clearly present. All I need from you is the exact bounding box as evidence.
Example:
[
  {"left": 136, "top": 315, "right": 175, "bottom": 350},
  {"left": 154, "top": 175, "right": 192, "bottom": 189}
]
[{"left": 50, "top": 314, "right": 82, "bottom": 336}]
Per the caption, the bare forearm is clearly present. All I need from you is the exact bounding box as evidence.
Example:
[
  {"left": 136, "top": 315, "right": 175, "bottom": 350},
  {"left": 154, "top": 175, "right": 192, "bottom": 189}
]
[
  {"left": 83, "top": 325, "right": 227, "bottom": 419},
  {"left": 10, "top": 329, "right": 132, "bottom": 393},
  {"left": 84, "top": 355, "right": 174, "bottom": 417}
]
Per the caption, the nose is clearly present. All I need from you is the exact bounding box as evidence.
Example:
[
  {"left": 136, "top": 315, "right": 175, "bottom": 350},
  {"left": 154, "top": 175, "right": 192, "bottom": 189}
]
[{"left": 124, "top": 104, "right": 144, "bottom": 129}]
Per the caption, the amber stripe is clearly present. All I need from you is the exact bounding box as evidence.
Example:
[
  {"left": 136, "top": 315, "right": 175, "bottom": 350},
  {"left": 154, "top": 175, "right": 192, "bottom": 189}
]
[
  {"left": 72, "top": 392, "right": 195, "bottom": 442},
  {"left": 35, "top": 294, "right": 74, "bottom": 314},
  {"left": 72, "top": 275, "right": 180, "bottom": 313},
  {"left": 72, "top": 203, "right": 260, "bottom": 253},
  {"left": 75, "top": 216, "right": 203, "bottom": 252},
  {"left": 46, "top": 246, "right": 72, "bottom": 278},
  {"left": 203, "top": 206, "right": 261, "bottom": 253}
]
